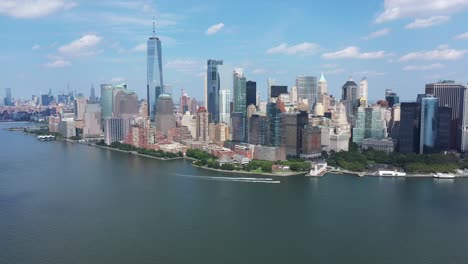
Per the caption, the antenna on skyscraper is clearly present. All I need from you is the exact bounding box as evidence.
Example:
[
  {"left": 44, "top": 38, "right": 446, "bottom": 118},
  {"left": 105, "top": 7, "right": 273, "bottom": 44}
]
[{"left": 152, "top": 16, "right": 156, "bottom": 37}]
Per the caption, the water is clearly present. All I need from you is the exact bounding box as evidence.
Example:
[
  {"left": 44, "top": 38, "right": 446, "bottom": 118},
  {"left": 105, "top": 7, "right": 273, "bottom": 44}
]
[{"left": 1, "top": 123, "right": 468, "bottom": 264}]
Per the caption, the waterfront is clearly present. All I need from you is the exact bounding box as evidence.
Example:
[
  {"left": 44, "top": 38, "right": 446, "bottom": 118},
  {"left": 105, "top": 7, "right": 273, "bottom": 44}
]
[{"left": 2, "top": 123, "right": 468, "bottom": 264}]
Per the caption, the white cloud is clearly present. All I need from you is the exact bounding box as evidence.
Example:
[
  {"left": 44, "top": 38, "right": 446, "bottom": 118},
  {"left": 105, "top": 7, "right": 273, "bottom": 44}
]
[
  {"left": 322, "top": 46, "right": 389, "bottom": 60},
  {"left": 32, "top": 44, "right": 40, "bottom": 50},
  {"left": 205, "top": 23, "right": 225, "bottom": 35},
  {"left": 405, "top": 16, "right": 450, "bottom": 29},
  {"left": 130, "top": 43, "right": 146, "bottom": 52},
  {"left": 376, "top": 0, "right": 468, "bottom": 23},
  {"left": 165, "top": 59, "right": 203, "bottom": 73},
  {"left": 58, "top": 34, "right": 102, "bottom": 57},
  {"left": 399, "top": 46, "right": 468, "bottom": 61},
  {"left": 403, "top": 63, "right": 445, "bottom": 71},
  {"left": 363, "top": 28, "right": 391, "bottom": 40},
  {"left": 267, "top": 42, "right": 320, "bottom": 55},
  {"left": 252, "top": 68, "right": 267, "bottom": 74},
  {"left": 0, "top": 0, "right": 76, "bottom": 19},
  {"left": 455, "top": 32, "right": 468, "bottom": 40},
  {"left": 325, "top": 68, "right": 345, "bottom": 75},
  {"left": 111, "top": 77, "right": 126, "bottom": 83},
  {"left": 44, "top": 59, "right": 71, "bottom": 68},
  {"left": 353, "top": 70, "right": 386, "bottom": 76}
]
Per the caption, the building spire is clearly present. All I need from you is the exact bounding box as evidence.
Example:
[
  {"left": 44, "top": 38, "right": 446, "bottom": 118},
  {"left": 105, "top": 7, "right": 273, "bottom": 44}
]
[
  {"left": 319, "top": 72, "right": 327, "bottom": 83},
  {"left": 152, "top": 16, "right": 156, "bottom": 37}
]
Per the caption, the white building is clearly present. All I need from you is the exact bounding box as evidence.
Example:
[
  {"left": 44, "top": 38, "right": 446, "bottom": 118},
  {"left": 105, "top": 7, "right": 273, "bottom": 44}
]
[{"left": 219, "top": 89, "right": 231, "bottom": 125}]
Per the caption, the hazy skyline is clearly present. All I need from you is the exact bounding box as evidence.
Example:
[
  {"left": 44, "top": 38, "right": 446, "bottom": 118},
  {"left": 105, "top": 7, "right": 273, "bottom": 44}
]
[{"left": 1, "top": 0, "right": 468, "bottom": 101}]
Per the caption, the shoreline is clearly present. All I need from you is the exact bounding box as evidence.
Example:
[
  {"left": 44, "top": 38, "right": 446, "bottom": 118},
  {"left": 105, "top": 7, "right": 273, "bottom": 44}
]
[
  {"left": 326, "top": 168, "right": 468, "bottom": 178},
  {"left": 191, "top": 163, "right": 307, "bottom": 177}
]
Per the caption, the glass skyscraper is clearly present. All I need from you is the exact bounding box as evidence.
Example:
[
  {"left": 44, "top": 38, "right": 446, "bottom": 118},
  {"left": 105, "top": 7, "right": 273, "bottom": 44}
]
[
  {"left": 100, "top": 84, "right": 114, "bottom": 120},
  {"left": 296, "top": 76, "right": 317, "bottom": 112},
  {"left": 219, "top": 89, "right": 231, "bottom": 125},
  {"left": 419, "top": 95, "right": 439, "bottom": 154},
  {"left": 147, "top": 22, "right": 164, "bottom": 122},
  {"left": 206, "top": 59, "right": 223, "bottom": 123},
  {"left": 233, "top": 68, "right": 246, "bottom": 115}
]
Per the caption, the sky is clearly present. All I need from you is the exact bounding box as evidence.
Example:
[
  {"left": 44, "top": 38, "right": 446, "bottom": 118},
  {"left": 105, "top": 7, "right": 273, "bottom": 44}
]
[{"left": 1, "top": 0, "right": 468, "bottom": 103}]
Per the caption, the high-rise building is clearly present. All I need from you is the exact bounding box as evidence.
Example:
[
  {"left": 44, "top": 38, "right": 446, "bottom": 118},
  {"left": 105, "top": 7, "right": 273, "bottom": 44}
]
[
  {"left": 460, "top": 87, "right": 468, "bottom": 151},
  {"left": 359, "top": 77, "right": 368, "bottom": 104},
  {"left": 268, "top": 102, "right": 282, "bottom": 147},
  {"left": 270, "top": 85, "right": 288, "bottom": 98},
  {"left": 231, "top": 112, "right": 246, "bottom": 142},
  {"left": 281, "top": 111, "right": 308, "bottom": 157},
  {"left": 246, "top": 81, "right": 257, "bottom": 107},
  {"left": 196, "top": 107, "right": 209, "bottom": 142},
  {"left": 74, "top": 97, "right": 87, "bottom": 121},
  {"left": 180, "top": 90, "right": 190, "bottom": 113},
  {"left": 385, "top": 89, "right": 399, "bottom": 107},
  {"left": 425, "top": 80, "right": 466, "bottom": 150},
  {"left": 4, "top": 88, "right": 12, "bottom": 106},
  {"left": 206, "top": 59, "right": 223, "bottom": 123},
  {"left": 296, "top": 76, "right": 317, "bottom": 112},
  {"left": 438, "top": 106, "right": 452, "bottom": 151},
  {"left": 219, "top": 89, "right": 231, "bottom": 125},
  {"left": 155, "top": 94, "right": 176, "bottom": 136},
  {"left": 233, "top": 68, "right": 247, "bottom": 115},
  {"left": 83, "top": 104, "right": 102, "bottom": 137},
  {"left": 419, "top": 95, "right": 439, "bottom": 154},
  {"left": 290, "top": 86, "right": 298, "bottom": 104},
  {"left": 147, "top": 19, "right": 164, "bottom": 122},
  {"left": 301, "top": 125, "right": 322, "bottom": 158},
  {"left": 341, "top": 77, "right": 359, "bottom": 125},
  {"left": 247, "top": 115, "right": 269, "bottom": 145},
  {"left": 113, "top": 90, "right": 139, "bottom": 118},
  {"left": 100, "top": 84, "right": 114, "bottom": 120},
  {"left": 399, "top": 102, "right": 420, "bottom": 153},
  {"left": 352, "top": 106, "right": 387, "bottom": 146},
  {"left": 318, "top": 73, "right": 328, "bottom": 96},
  {"left": 267, "top": 78, "right": 276, "bottom": 99},
  {"left": 41, "top": 94, "right": 53, "bottom": 106},
  {"left": 90, "top": 85, "right": 97, "bottom": 104}
]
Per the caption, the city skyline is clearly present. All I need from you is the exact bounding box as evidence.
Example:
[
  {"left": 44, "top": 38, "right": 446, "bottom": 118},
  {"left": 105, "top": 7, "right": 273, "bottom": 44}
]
[{"left": 1, "top": 0, "right": 468, "bottom": 102}]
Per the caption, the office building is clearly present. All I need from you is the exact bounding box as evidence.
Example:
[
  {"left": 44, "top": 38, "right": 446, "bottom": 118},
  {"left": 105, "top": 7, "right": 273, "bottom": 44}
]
[
  {"left": 301, "top": 125, "right": 322, "bottom": 158},
  {"left": 267, "top": 102, "right": 282, "bottom": 147},
  {"left": 90, "top": 85, "right": 97, "bottom": 103},
  {"left": 419, "top": 95, "right": 439, "bottom": 154},
  {"left": 155, "top": 94, "right": 176, "bottom": 136},
  {"left": 219, "top": 89, "right": 231, "bottom": 125},
  {"left": 233, "top": 68, "right": 247, "bottom": 115},
  {"left": 113, "top": 90, "right": 139, "bottom": 118},
  {"left": 196, "top": 107, "right": 209, "bottom": 142},
  {"left": 438, "top": 106, "right": 452, "bottom": 151},
  {"left": 267, "top": 78, "right": 276, "bottom": 99},
  {"left": 147, "top": 20, "right": 164, "bottom": 121},
  {"left": 281, "top": 111, "right": 308, "bottom": 157},
  {"left": 246, "top": 81, "right": 257, "bottom": 107},
  {"left": 270, "top": 85, "right": 288, "bottom": 99},
  {"left": 74, "top": 97, "right": 87, "bottom": 121},
  {"left": 359, "top": 77, "right": 368, "bottom": 104},
  {"left": 206, "top": 59, "right": 223, "bottom": 123},
  {"left": 104, "top": 118, "right": 130, "bottom": 145},
  {"left": 399, "top": 102, "right": 420, "bottom": 153},
  {"left": 341, "top": 77, "right": 359, "bottom": 125},
  {"left": 362, "top": 138, "right": 395, "bottom": 153},
  {"left": 352, "top": 106, "right": 387, "bottom": 146},
  {"left": 385, "top": 89, "right": 399, "bottom": 107},
  {"left": 296, "top": 76, "right": 317, "bottom": 112},
  {"left": 83, "top": 104, "right": 102, "bottom": 137},
  {"left": 231, "top": 112, "right": 246, "bottom": 142},
  {"left": 247, "top": 115, "right": 269, "bottom": 145},
  {"left": 4, "top": 88, "right": 12, "bottom": 106},
  {"left": 100, "top": 84, "right": 114, "bottom": 120}
]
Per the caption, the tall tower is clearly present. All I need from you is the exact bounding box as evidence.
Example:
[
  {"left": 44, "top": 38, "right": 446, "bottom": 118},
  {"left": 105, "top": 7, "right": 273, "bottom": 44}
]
[
  {"left": 296, "top": 76, "right": 317, "bottom": 112},
  {"left": 100, "top": 84, "right": 113, "bottom": 120},
  {"left": 359, "top": 77, "right": 368, "bottom": 106},
  {"left": 206, "top": 59, "right": 223, "bottom": 123},
  {"left": 341, "top": 77, "right": 359, "bottom": 125},
  {"left": 233, "top": 68, "right": 247, "bottom": 114},
  {"left": 90, "top": 84, "right": 96, "bottom": 103},
  {"left": 147, "top": 17, "right": 164, "bottom": 122},
  {"left": 219, "top": 89, "right": 231, "bottom": 125}
]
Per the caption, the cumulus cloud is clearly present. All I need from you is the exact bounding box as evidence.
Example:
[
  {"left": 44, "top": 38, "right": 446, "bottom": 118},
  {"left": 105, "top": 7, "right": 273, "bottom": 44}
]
[
  {"left": 165, "top": 59, "right": 203, "bottom": 73},
  {"left": 322, "top": 46, "right": 389, "bottom": 59},
  {"left": 110, "top": 77, "right": 126, "bottom": 83},
  {"left": 32, "top": 44, "right": 40, "bottom": 50},
  {"left": 455, "top": 32, "right": 468, "bottom": 40},
  {"left": 130, "top": 43, "right": 146, "bottom": 52},
  {"left": 0, "top": 0, "right": 76, "bottom": 19},
  {"left": 403, "top": 63, "right": 445, "bottom": 71},
  {"left": 267, "top": 42, "right": 320, "bottom": 55},
  {"left": 205, "top": 23, "right": 224, "bottom": 35},
  {"left": 58, "top": 34, "right": 102, "bottom": 57},
  {"left": 376, "top": 0, "right": 468, "bottom": 23},
  {"left": 252, "top": 68, "right": 267, "bottom": 74},
  {"left": 363, "top": 28, "right": 391, "bottom": 40},
  {"left": 44, "top": 59, "right": 71, "bottom": 68},
  {"left": 405, "top": 16, "right": 450, "bottom": 29},
  {"left": 325, "top": 68, "right": 345, "bottom": 75},
  {"left": 399, "top": 46, "right": 468, "bottom": 61}
]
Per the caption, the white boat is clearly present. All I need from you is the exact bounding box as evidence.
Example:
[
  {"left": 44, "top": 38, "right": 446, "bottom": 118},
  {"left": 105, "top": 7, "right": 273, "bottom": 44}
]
[
  {"left": 378, "top": 170, "right": 407, "bottom": 176},
  {"left": 433, "top": 173, "right": 455, "bottom": 179},
  {"left": 308, "top": 162, "right": 327, "bottom": 177}
]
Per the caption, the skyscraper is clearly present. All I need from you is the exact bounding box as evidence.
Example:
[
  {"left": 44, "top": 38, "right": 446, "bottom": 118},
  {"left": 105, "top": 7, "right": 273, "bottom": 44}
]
[
  {"left": 267, "top": 102, "right": 282, "bottom": 147},
  {"left": 267, "top": 78, "right": 276, "bottom": 100},
  {"left": 270, "top": 85, "right": 288, "bottom": 98},
  {"left": 233, "top": 68, "right": 247, "bottom": 114},
  {"left": 246, "top": 81, "right": 257, "bottom": 107},
  {"left": 219, "top": 89, "right": 231, "bottom": 125},
  {"left": 399, "top": 102, "right": 420, "bottom": 153},
  {"left": 425, "top": 80, "right": 465, "bottom": 150},
  {"left": 74, "top": 97, "right": 87, "bottom": 121},
  {"left": 155, "top": 94, "right": 176, "bottom": 135},
  {"left": 281, "top": 111, "right": 308, "bottom": 157},
  {"left": 352, "top": 106, "right": 387, "bottom": 146},
  {"left": 359, "top": 77, "right": 368, "bottom": 104},
  {"left": 4, "top": 88, "right": 12, "bottom": 106},
  {"left": 196, "top": 107, "right": 209, "bottom": 142},
  {"left": 385, "top": 89, "right": 399, "bottom": 107},
  {"left": 206, "top": 59, "right": 223, "bottom": 123},
  {"left": 147, "top": 19, "right": 164, "bottom": 122},
  {"left": 113, "top": 90, "right": 139, "bottom": 118},
  {"left": 341, "top": 77, "right": 359, "bottom": 125},
  {"left": 90, "top": 85, "right": 97, "bottom": 104},
  {"left": 100, "top": 84, "right": 114, "bottom": 120},
  {"left": 419, "top": 95, "right": 439, "bottom": 154},
  {"left": 296, "top": 76, "right": 317, "bottom": 112}
]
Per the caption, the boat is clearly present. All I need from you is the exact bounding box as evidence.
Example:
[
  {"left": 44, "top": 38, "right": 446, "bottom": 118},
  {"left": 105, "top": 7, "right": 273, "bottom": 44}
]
[
  {"left": 308, "top": 162, "right": 327, "bottom": 177},
  {"left": 433, "top": 173, "right": 455, "bottom": 179},
  {"left": 37, "top": 135, "right": 56, "bottom": 141},
  {"left": 378, "top": 170, "right": 407, "bottom": 177}
]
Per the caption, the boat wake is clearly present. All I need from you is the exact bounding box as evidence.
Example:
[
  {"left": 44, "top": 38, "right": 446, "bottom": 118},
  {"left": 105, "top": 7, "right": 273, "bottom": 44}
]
[{"left": 174, "top": 174, "right": 280, "bottom": 184}]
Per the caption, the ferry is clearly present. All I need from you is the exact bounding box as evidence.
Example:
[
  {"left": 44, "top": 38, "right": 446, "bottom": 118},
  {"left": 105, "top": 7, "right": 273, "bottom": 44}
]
[
  {"left": 308, "top": 162, "right": 327, "bottom": 177},
  {"left": 37, "top": 135, "right": 56, "bottom": 141},
  {"left": 433, "top": 173, "right": 455, "bottom": 179},
  {"left": 378, "top": 170, "right": 407, "bottom": 177}
]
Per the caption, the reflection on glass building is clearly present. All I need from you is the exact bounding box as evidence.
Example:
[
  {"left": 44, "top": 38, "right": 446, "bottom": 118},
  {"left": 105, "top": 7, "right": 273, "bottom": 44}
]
[
  {"left": 207, "top": 60, "right": 223, "bottom": 123},
  {"left": 268, "top": 102, "right": 282, "bottom": 147},
  {"left": 147, "top": 23, "right": 164, "bottom": 122},
  {"left": 419, "top": 95, "right": 439, "bottom": 154}
]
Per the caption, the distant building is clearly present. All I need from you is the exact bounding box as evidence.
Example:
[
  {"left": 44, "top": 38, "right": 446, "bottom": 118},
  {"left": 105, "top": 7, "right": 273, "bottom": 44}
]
[
  {"left": 58, "top": 117, "right": 76, "bottom": 138},
  {"left": 196, "top": 107, "right": 209, "bottom": 142},
  {"left": 233, "top": 68, "right": 247, "bottom": 115},
  {"left": 246, "top": 81, "right": 257, "bottom": 107},
  {"left": 271, "top": 85, "right": 288, "bottom": 99},
  {"left": 419, "top": 95, "right": 439, "bottom": 154},
  {"left": 4, "top": 88, "right": 13, "bottom": 106},
  {"left": 83, "top": 104, "right": 102, "bottom": 137},
  {"left": 399, "top": 102, "right": 420, "bottom": 153},
  {"left": 147, "top": 20, "right": 164, "bottom": 122},
  {"left": 352, "top": 106, "right": 387, "bottom": 146},
  {"left": 267, "top": 102, "right": 282, "bottom": 147},
  {"left": 437, "top": 106, "right": 452, "bottom": 151},
  {"left": 385, "top": 89, "right": 399, "bottom": 107},
  {"left": 301, "top": 125, "right": 322, "bottom": 158},
  {"left": 341, "top": 78, "right": 359, "bottom": 125},
  {"left": 281, "top": 111, "right": 308, "bottom": 157},
  {"left": 254, "top": 145, "right": 286, "bottom": 161},
  {"left": 100, "top": 84, "right": 114, "bottom": 120},
  {"left": 247, "top": 115, "right": 269, "bottom": 145},
  {"left": 219, "top": 89, "right": 231, "bottom": 125},
  {"left": 359, "top": 77, "right": 368, "bottom": 105},
  {"left": 362, "top": 138, "right": 395, "bottom": 153},
  {"left": 231, "top": 112, "right": 246, "bottom": 142},
  {"left": 155, "top": 94, "right": 176, "bottom": 136},
  {"left": 113, "top": 90, "right": 139, "bottom": 118},
  {"left": 296, "top": 76, "right": 317, "bottom": 112},
  {"left": 104, "top": 117, "right": 131, "bottom": 145},
  {"left": 74, "top": 97, "right": 87, "bottom": 121},
  {"left": 206, "top": 60, "right": 223, "bottom": 123}
]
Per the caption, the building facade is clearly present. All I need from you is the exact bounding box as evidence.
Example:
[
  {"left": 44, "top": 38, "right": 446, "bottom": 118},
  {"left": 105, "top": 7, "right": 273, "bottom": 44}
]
[{"left": 206, "top": 60, "right": 223, "bottom": 123}]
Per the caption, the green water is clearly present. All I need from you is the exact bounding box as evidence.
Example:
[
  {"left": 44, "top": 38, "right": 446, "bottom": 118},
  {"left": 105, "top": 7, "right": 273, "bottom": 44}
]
[{"left": 1, "top": 123, "right": 468, "bottom": 264}]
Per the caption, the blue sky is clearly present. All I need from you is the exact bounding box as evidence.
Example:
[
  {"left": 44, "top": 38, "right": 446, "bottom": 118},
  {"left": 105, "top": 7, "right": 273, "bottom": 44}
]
[{"left": 1, "top": 0, "right": 468, "bottom": 103}]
